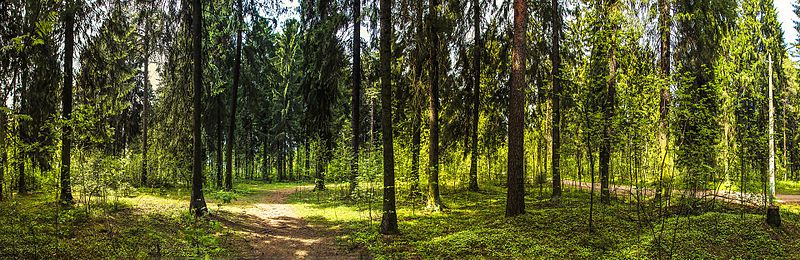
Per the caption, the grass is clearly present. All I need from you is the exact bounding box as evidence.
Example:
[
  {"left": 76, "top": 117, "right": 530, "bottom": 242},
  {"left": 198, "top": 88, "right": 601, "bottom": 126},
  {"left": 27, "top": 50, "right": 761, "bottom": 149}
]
[
  {"left": 2, "top": 180, "right": 797, "bottom": 258},
  {"left": 777, "top": 180, "right": 800, "bottom": 195},
  {"left": 0, "top": 180, "right": 308, "bottom": 258},
  {"left": 288, "top": 183, "right": 800, "bottom": 259}
]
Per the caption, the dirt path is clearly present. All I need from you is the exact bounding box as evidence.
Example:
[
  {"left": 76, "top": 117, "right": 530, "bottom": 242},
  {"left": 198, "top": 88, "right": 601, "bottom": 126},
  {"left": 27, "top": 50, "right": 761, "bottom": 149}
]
[{"left": 213, "top": 186, "right": 366, "bottom": 259}]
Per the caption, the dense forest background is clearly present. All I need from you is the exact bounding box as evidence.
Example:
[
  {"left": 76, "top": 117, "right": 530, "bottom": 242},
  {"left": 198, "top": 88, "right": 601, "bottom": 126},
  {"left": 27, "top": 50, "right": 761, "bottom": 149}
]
[{"left": 1, "top": 0, "right": 800, "bottom": 257}]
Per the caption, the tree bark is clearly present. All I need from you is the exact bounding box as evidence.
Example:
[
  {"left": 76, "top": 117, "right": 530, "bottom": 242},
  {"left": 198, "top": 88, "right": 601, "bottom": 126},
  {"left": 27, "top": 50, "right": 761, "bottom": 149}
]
[
  {"left": 468, "top": 0, "right": 481, "bottom": 192},
  {"left": 599, "top": 3, "right": 617, "bottom": 204},
  {"left": 379, "top": 0, "right": 398, "bottom": 234},
  {"left": 550, "top": 0, "right": 562, "bottom": 201},
  {"left": 60, "top": 0, "right": 75, "bottom": 205},
  {"left": 225, "top": 0, "right": 243, "bottom": 191},
  {"left": 768, "top": 54, "right": 775, "bottom": 201},
  {"left": 427, "top": 0, "right": 444, "bottom": 210},
  {"left": 506, "top": 0, "right": 526, "bottom": 217},
  {"left": 657, "top": 0, "right": 670, "bottom": 201},
  {"left": 190, "top": 0, "right": 208, "bottom": 216},
  {"left": 142, "top": 32, "right": 150, "bottom": 187},
  {"left": 0, "top": 110, "right": 5, "bottom": 201},
  {"left": 349, "top": 0, "right": 362, "bottom": 198},
  {"left": 216, "top": 96, "right": 223, "bottom": 188},
  {"left": 411, "top": 106, "right": 421, "bottom": 196}
]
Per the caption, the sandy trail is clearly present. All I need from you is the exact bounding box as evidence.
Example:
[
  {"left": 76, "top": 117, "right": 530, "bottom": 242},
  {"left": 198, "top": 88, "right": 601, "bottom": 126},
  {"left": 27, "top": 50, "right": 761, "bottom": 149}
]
[{"left": 213, "top": 186, "right": 366, "bottom": 259}]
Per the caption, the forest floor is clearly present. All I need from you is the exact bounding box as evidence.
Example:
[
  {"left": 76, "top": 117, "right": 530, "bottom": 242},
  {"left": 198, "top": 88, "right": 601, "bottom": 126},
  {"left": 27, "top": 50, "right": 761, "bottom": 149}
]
[
  {"left": 1, "top": 180, "right": 799, "bottom": 258},
  {"left": 287, "top": 183, "right": 800, "bottom": 258},
  {"left": 0, "top": 181, "right": 366, "bottom": 258}
]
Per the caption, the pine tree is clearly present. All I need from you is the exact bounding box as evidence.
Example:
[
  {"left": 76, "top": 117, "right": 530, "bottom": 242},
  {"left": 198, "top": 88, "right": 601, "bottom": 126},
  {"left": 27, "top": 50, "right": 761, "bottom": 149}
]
[
  {"left": 506, "top": 0, "right": 526, "bottom": 217},
  {"left": 379, "top": 0, "right": 398, "bottom": 234},
  {"left": 190, "top": 0, "right": 208, "bottom": 216}
]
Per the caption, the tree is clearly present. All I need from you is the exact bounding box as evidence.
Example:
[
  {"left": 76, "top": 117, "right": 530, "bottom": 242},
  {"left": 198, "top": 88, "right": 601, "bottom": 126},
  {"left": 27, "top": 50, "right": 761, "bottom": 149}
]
[
  {"left": 468, "top": 0, "right": 481, "bottom": 192},
  {"left": 408, "top": 0, "right": 425, "bottom": 198},
  {"left": 190, "top": 0, "right": 207, "bottom": 216},
  {"left": 59, "top": 0, "right": 75, "bottom": 206},
  {"left": 550, "top": 0, "right": 562, "bottom": 201},
  {"left": 349, "top": 0, "right": 362, "bottom": 198},
  {"left": 673, "top": 0, "right": 734, "bottom": 198},
  {"left": 657, "top": 0, "right": 671, "bottom": 201},
  {"left": 379, "top": 0, "right": 398, "bottom": 234},
  {"left": 226, "top": 0, "right": 243, "bottom": 191},
  {"left": 427, "top": 0, "right": 444, "bottom": 211},
  {"left": 506, "top": 0, "right": 526, "bottom": 217},
  {"left": 599, "top": 0, "right": 619, "bottom": 205}
]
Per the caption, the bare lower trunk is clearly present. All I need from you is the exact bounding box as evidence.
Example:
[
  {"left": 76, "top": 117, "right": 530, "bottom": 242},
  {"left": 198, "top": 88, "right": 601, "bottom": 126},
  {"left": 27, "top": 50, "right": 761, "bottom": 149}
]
[
  {"left": 427, "top": 0, "right": 443, "bottom": 210},
  {"left": 189, "top": 0, "right": 207, "bottom": 216},
  {"left": 506, "top": 0, "right": 526, "bottom": 217},
  {"left": 60, "top": 0, "right": 75, "bottom": 205}
]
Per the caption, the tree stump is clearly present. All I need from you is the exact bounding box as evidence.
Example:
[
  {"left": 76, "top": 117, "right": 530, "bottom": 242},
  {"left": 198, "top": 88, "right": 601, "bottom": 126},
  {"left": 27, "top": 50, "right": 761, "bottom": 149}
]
[{"left": 767, "top": 205, "right": 781, "bottom": 227}]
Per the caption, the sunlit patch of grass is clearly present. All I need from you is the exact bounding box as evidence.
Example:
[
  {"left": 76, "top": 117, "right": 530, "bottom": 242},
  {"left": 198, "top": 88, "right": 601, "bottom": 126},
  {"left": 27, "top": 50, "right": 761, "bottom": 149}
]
[
  {"left": 290, "top": 186, "right": 376, "bottom": 222},
  {"left": 287, "top": 183, "right": 800, "bottom": 259},
  {"left": 0, "top": 180, "right": 311, "bottom": 258},
  {"left": 777, "top": 180, "right": 800, "bottom": 195}
]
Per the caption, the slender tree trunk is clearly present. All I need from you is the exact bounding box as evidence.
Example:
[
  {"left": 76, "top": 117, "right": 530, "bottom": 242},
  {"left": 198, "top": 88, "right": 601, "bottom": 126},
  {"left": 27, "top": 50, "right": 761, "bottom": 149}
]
[
  {"left": 18, "top": 65, "right": 26, "bottom": 195},
  {"left": 550, "top": 0, "right": 562, "bottom": 201},
  {"left": 468, "top": 0, "right": 481, "bottom": 192},
  {"left": 0, "top": 111, "right": 5, "bottom": 201},
  {"left": 225, "top": 0, "right": 243, "bottom": 191},
  {"left": 427, "top": 0, "right": 444, "bottom": 210},
  {"left": 305, "top": 138, "right": 310, "bottom": 180},
  {"left": 409, "top": 0, "right": 423, "bottom": 198},
  {"left": 60, "top": 0, "right": 75, "bottom": 205},
  {"left": 411, "top": 106, "right": 421, "bottom": 196},
  {"left": 262, "top": 141, "right": 269, "bottom": 181},
  {"left": 349, "top": 0, "right": 362, "bottom": 197},
  {"left": 506, "top": 0, "right": 526, "bottom": 217},
  {"left": 189, "top": 0, "right": 208, "bottom": 216},
  {"left": 657, "top": 0, "right": 670, "bottom": 201},
  {"left": 142, "top": 38, "right": 150, "bottom": 187},
  {"left": 768, "top": 54, "right": 775, "bottom": 201},
  {"left": 600, "top": 3, "right": 617, "bottom": 204},
  {"left": 588, "top": 127, "right": 596, "bottom": 231},
  {"left": 216, "top": 96, "right": 223, "bottom": 188},
  {"left": 379, "top": 0, "right": 398, "bottom": 233}
]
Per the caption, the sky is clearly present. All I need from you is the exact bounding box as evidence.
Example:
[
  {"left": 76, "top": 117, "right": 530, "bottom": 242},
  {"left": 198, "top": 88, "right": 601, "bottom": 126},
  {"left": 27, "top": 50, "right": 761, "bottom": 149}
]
[{"left": 776, "top": 0, "right": 798, "bottom": 54}]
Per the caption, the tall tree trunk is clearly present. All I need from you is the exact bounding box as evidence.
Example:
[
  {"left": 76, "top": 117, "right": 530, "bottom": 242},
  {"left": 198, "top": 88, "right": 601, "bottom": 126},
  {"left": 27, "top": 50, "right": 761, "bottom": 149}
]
[
  {"left": 60, "top": 0, "right": 75, "bottom": 205},
  {"left": 768, "top": 54, "right": 775, "bottom": 201},
  {"left": 379, "top": 0, "right": 398, "bottom": 234},
  {"left": 506, "top": 0, "right": 526, "bottom": 217},
  {"left": 550, "top": 0, "right": 562, "bottom": 201},
  {"left": 600, "top": 4, "right": 618, "bottom": 204},
  {"left": 411, "top": 107, "right": 421, "bottom": 196},
  {"left": 142, "top": 38, "right": 150, "bottom": 187},
  {"left": 225, "top": 0, "right": 243, "bottom": 191},
  {"left": 427, "top": 0, "right": 444, "bottom": 210},
  {"left": 261, "top": 140, "right": 271, "bottom": 181},
  {"left": 18, "top": 65, "right": 26, "bottom": 195},
  {"left": 468, "top": 0, "right": 481, "bottom": 192},
  {"left": 657, "top": 0, "right": 670, "bottom": 201},
  {"left": 189, "top": 0, "right": 208, "bottom": 216},
  {"left": 305, "top": 137, "right": 310, "bottom": 180},
  {"left": 409, "top": 0, "right": 423, "bottom": 198},
  {"left": 0, "top": 110, "right": 5, "bottom": 201},
  {"left": 216, "top": 96, "right": 223, "bottom": 188},
  {"left": 349, "top": 0, "right": 362, "bottom": 197},
  {"left": 587, "top": 119, "right": 596, "bottom": 231}
]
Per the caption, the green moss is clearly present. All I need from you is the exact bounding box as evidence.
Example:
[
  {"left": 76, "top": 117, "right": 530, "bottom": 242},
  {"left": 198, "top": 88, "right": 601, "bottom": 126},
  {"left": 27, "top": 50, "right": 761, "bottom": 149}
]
[{"left": 288, "top": 182, "right": 800, "bottom": 259}]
